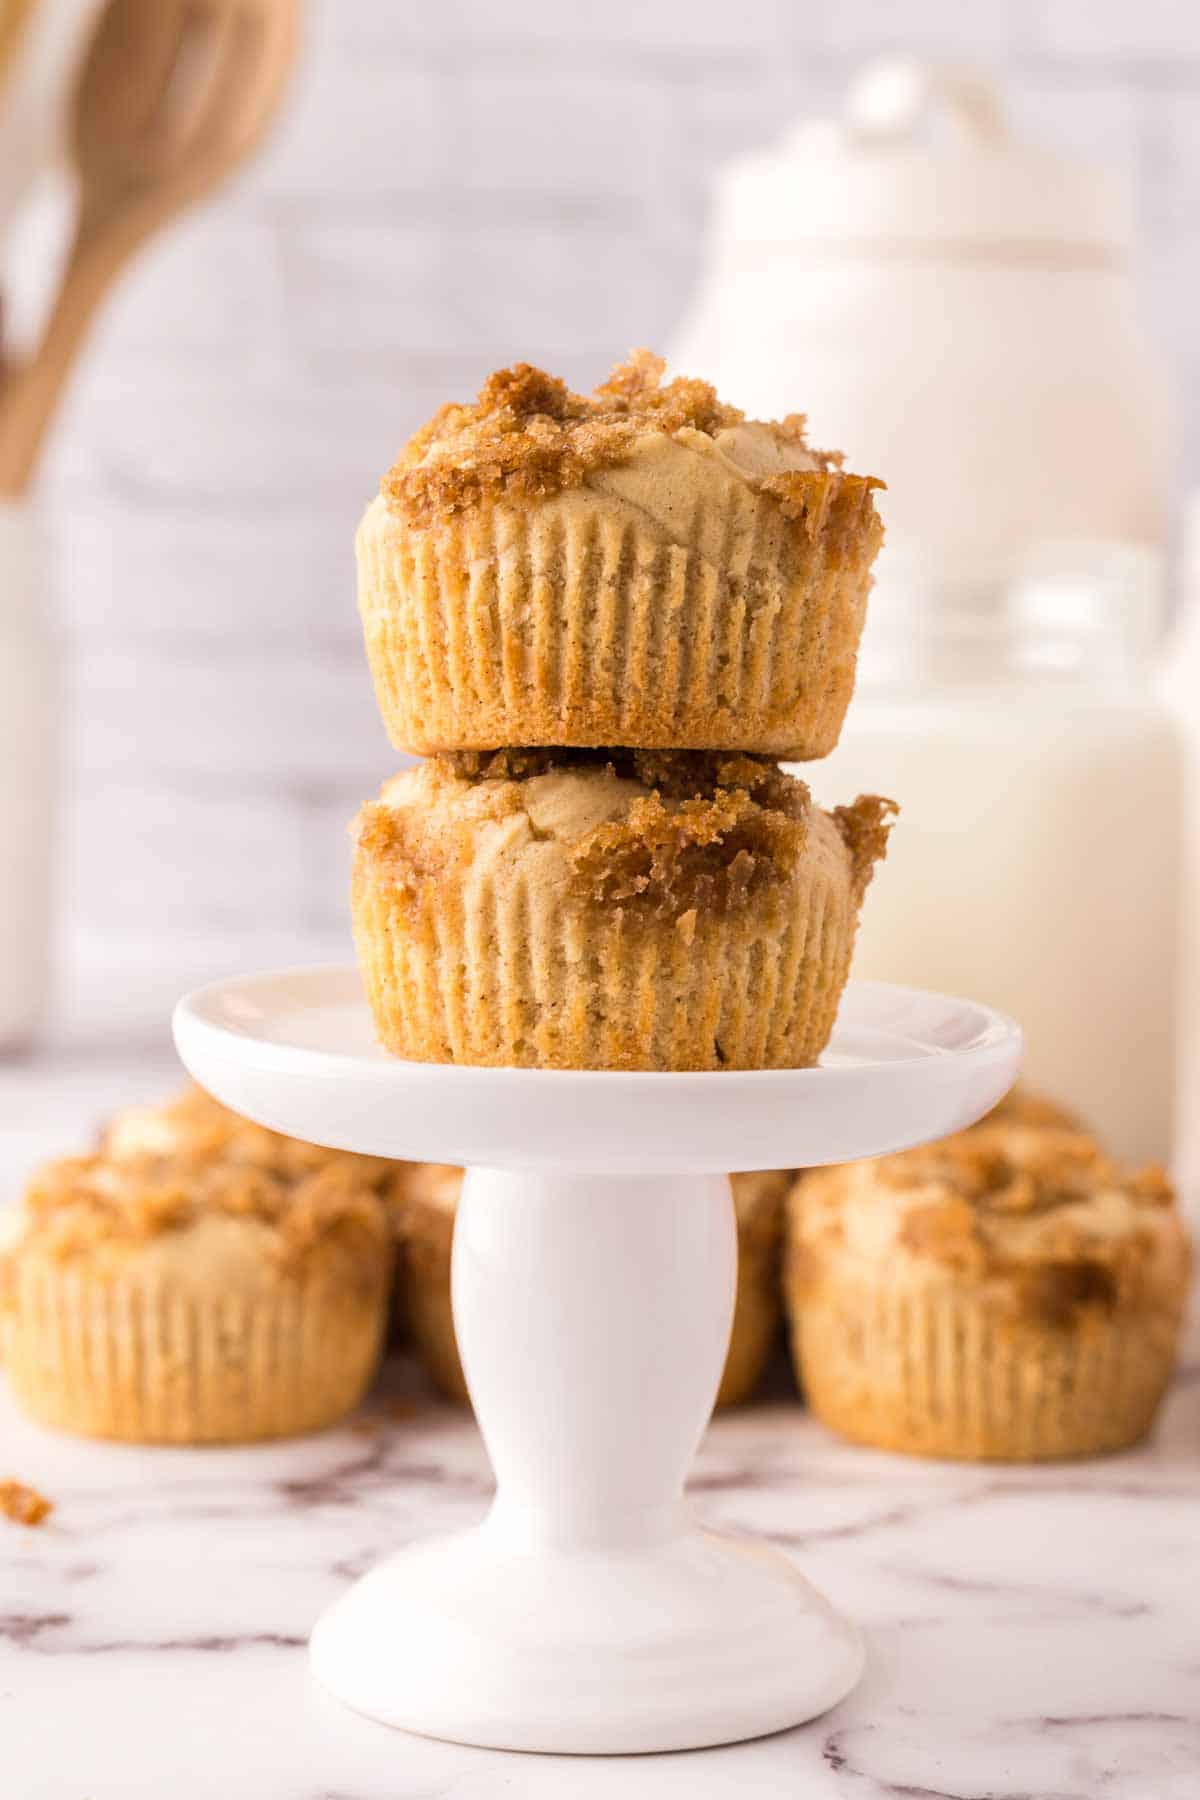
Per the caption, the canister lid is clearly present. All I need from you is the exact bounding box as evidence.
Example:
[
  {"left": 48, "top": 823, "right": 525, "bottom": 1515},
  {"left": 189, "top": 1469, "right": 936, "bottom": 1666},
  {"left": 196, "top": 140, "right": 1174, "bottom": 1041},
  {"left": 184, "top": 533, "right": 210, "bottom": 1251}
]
[{"left": 713, "top": 58, "right": 1132, "bottom": 259}]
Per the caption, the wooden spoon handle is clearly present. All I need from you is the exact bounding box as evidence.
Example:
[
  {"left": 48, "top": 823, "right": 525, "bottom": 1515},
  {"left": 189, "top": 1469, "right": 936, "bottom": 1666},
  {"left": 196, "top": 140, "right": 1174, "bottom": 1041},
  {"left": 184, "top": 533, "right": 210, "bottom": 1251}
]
[{"left": 0, "top": 215, "right": 148, "bottom": 496}]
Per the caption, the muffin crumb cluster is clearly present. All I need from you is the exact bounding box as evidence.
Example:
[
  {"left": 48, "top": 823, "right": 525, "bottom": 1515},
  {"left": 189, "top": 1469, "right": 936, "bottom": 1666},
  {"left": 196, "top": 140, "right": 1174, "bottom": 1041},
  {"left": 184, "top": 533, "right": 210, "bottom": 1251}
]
[{"left": 0, "top": 1479, "right": 53, "bottom": 1528}]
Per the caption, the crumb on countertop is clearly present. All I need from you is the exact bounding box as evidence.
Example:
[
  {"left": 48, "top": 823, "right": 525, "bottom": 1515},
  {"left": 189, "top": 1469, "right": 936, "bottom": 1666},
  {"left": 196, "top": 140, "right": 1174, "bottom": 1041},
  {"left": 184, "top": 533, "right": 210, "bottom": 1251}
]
[{"left": 0, "top": 1479, "right": 53, "bottom": 1527}]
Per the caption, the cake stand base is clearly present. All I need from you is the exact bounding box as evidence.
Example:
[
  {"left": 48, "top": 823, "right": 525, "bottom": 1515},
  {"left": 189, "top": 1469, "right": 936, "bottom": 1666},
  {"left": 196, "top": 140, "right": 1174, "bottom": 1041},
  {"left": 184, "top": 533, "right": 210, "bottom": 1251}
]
[
  {"left": 174, "top": 968, "right": 1021, "bottom": 1755},
  {"left": 311, "top": 1524, "right": 863, "bottom": 1754}
]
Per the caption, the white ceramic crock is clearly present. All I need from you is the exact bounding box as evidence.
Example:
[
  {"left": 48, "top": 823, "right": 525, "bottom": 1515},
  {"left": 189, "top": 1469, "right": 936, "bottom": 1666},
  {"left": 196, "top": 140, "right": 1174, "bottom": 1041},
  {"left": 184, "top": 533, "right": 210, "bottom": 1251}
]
[{"left": 671, "top": 57, "right": 1171, "bottom": 583}]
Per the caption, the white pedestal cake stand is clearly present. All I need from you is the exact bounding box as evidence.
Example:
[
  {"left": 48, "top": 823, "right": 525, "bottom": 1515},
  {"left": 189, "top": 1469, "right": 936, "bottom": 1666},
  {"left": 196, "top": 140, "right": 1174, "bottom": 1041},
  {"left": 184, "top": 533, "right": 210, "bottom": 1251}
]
[{"left": 173, "top": 967, "right": 1021, "bottom": 1756}]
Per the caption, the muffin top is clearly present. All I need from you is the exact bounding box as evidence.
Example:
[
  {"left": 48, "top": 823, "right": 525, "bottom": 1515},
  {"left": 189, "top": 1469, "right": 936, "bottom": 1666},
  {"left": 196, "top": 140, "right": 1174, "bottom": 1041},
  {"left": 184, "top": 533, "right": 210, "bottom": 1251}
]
[
  {"left": 101, "top": 1083, "right": 395, "bottom": 1189},
  {"left": 970, "top": 1085, "right": 1085, "bottom": 1135},
  {"left": 376, "top": 350, "right": 879, "bottom": 534},
  {"left": 792, "top": 1126, "right": 1190, "bottom": 1317},
  {"left": 355, "top": 750, "right": 894, "bottom": 928},
  {"left": 2, "top": 1115, "right": 393, "bottom": 1288}
]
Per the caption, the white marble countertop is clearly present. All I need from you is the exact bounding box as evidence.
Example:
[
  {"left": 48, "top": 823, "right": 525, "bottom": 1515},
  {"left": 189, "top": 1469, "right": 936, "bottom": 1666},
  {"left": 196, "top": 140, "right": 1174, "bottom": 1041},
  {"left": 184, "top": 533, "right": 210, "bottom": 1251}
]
[{"left": 2, "top": 1034, "right": 1199, "bottom": 1798}]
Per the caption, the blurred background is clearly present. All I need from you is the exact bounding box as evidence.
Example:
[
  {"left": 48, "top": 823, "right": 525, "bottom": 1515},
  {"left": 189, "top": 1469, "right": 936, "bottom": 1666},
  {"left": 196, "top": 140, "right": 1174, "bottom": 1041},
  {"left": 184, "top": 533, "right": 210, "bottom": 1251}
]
[{"left": 1, "top": 0, "right": 1199, "bottom": 1177}]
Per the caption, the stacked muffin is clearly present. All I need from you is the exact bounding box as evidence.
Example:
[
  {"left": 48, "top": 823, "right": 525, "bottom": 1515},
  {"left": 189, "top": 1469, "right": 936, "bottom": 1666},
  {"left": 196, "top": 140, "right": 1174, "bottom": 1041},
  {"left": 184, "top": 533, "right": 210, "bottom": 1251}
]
[{"left": 351, "top": 352, "right": 895, "bottom": 1071}]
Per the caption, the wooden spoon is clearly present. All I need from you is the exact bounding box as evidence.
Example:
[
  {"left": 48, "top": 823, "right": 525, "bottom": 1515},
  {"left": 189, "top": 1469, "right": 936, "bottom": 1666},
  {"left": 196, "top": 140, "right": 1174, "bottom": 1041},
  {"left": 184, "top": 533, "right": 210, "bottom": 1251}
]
[{"left": 0, "top": 0, "right": 299, "bottom": 495}]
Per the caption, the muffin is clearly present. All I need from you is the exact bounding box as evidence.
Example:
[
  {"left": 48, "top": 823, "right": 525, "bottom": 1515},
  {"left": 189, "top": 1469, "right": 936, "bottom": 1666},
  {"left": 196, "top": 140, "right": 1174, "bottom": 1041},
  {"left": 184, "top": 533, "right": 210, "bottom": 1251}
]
[
  {"left": 352, "top": 748, "right": 895, "bottom": 1071},
  {"left": 0, "top": 1145, "right": 394, "bottom": 1444},
  {"left": 391, "top": 1163, "right": 789, "bottom": 1408},
  {"left": 970, "top": 1085, "right": 1085, "bottom": 1135},
  {"left": 99, "top": 1080, "right": 396, "bottom": 1189},
  {"left": 357, "top": 351, "right": 884, "bottom": 758},
  {"left": 719, "top": 1168, "right": 790, "bottom": 1406},
  {"left": 786, "top": 1126, "right": 1190, "bottom": 1461}
]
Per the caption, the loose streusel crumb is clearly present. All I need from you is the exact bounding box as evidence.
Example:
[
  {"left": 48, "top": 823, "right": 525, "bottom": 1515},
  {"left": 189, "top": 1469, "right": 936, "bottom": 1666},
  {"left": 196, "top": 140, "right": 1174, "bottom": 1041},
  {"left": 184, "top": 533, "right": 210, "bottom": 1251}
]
[
  {"left": 833, "top": 795, "right": 900, "bottom": 893},
  {"left": 381, "top": 350, "right": 845, "bottom": 526},
  {"left": 0, "top": 1480, "right": 53, "bottom": 1527}
]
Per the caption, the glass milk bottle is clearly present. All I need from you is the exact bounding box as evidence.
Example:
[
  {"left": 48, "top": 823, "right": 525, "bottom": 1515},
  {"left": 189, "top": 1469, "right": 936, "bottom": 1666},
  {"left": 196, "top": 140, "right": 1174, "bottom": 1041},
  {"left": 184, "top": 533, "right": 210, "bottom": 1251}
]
[{"left": 810, "top": 549, "right": 1179, "bottom": 1167}]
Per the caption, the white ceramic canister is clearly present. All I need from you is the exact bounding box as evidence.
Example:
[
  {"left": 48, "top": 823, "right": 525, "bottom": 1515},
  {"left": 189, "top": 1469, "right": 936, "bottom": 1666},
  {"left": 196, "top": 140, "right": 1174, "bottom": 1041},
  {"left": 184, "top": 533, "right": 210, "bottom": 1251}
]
[
  {"left": 670, "top": 58, "right": 1171, "bottom": 580},
  {"left": 0, "top": 502, "right": 58, "bottom": 1048}
]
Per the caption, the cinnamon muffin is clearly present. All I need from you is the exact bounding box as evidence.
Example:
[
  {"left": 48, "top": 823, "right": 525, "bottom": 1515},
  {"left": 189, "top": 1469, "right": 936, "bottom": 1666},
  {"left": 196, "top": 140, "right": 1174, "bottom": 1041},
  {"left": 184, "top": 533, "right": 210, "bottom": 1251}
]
[
  {"left": 358, "top": 352, "right": 883, "bottom": 759},
  {"left": 352, "top": 749, "right": 895, "bottom": 1071},
  {"left": 786, "top": 1126, "right": 1190, "bottom": 1462},
  {"left": 0, "top": 1144, "right": 394, "bottom": 1444},
  {"left": 970, "top": 1085, "right": 1085, "bottom": 1135},
  {"left": 100, "top": 1081, "right": 396, "bottom": 1189},
  {"left": 391, "top": 1163, "right": 788, "bottom": 1408}
]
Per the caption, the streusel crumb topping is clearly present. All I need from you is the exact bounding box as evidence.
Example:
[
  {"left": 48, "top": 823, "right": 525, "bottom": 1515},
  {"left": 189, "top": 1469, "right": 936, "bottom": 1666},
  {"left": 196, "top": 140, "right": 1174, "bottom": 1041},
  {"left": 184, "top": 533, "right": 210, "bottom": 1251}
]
[
  {"left": 101, "top": 1084, "right": 394, "bottom": 1189},
  {"left": 879, "top": 1127, "right": 1175, "bottom": 1216},
  {"left": 381, "top": 350, "right": 845, "bottom": 526},
  {"left": 14, "top": 1153, "right": 390, "bottom": 1270},
  {"left": 356, "top": 750, "right": 865, "bottom": 923},
  {"left": 794, "top": 1126, "right": 1190, "bottom": 1324},
  {"left": 445, "top": 747, "right": 804, "bottom": 810}
]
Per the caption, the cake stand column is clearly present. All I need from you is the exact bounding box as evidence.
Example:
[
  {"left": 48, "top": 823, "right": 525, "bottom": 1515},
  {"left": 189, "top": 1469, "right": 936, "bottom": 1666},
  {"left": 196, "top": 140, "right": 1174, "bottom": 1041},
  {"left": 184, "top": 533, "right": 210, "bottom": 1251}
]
[
  {"left": 311, "top": 1160, "right": 864, "bottom": 1753},
  {"left": 454, "top": 1168, "right": 736, "bottom": 1551}
]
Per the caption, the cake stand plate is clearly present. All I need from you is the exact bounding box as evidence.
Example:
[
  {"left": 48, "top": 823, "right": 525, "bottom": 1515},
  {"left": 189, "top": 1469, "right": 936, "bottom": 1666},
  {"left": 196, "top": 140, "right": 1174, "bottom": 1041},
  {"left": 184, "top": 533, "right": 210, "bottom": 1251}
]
[{"left": 174, "top": 968, "right": 1021, "bottom": 1756}]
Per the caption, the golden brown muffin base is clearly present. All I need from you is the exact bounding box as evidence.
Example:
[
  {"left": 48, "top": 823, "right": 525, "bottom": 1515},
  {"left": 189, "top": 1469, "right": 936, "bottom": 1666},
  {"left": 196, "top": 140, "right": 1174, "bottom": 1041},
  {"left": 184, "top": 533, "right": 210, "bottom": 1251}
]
[
  {"left": 1, "top": 1244, "right": 391, "bottom": 1445},
  {"left": 786, "top": 1262, "right": 1185, "bottom": 1462}
]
